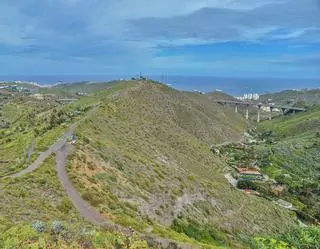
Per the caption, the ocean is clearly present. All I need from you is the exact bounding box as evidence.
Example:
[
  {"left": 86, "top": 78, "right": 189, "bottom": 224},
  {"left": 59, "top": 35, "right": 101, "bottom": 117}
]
[{"left": 1, "top": 75, "right": 319, "bottom": 96}]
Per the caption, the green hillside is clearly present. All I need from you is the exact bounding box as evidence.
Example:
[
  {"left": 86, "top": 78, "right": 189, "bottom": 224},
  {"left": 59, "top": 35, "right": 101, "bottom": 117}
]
[
  {"left": 206, "top": 91, "right": 236, "bottom": 101},
  {"left": 254, "top": 107, "right": 320, "bottom": 222},
  {"left": 70, "top": 81, "right": 297, "bottom": 246},
  {"left": 1, "top": 80, "right": 308, "bottom": 248},
  {"left": 260, "top": 89, "right": 320, "bottom": 106},
  {"left": 39, "top": 81, "right": 122, "bottom": 97}
]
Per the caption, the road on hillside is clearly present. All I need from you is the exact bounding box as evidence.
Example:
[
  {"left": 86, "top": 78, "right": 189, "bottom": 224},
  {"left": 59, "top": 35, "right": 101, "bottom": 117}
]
[
  {"left": 7, "top": 104, "right": 198, "bottom": 248},
  {"left": 11, "top": 123, "right": 77, "bottom": 178},
  {"left": 10, "top": 105, "right": 100, "bottom": 178},
  {"left": 55, "top": 144, "right": 117, "bottom": 226}
]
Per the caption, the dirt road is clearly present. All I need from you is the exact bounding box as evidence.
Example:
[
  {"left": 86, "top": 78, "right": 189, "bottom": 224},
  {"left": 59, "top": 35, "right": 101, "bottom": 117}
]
[
  {"left": 55, "top": 143, "right": 117, "bottom": 227},
  {"left": 11, "top": 123, "right": 77, "bottom": 178},
  {"left": 8, "top": 104, "right": 197, "bottom": 248}
]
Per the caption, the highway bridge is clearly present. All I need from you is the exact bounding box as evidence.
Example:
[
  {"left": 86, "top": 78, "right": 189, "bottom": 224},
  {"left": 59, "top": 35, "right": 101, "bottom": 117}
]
[{"left": 212, "top": 99, "right": 306, "bottom": 122}]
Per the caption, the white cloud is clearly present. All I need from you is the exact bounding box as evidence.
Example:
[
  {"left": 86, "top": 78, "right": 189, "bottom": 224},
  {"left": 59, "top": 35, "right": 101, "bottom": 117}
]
[{"left": 0, "top": 0, "right": 319, "bottom": 76}]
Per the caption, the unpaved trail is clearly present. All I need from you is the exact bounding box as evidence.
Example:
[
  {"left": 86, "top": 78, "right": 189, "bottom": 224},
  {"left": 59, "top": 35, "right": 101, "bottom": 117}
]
[
  {"left": 11, "top": 123, "right": 77, "bottom": 178},
  {"left": 8, "top": 104, "right": 197, "bottom": 248},
  {"left": 56, "top": 144, "right": 117, "bottom": 227},
  {"left": 56, "top": 142, "right": 196, "bottom": 249},
  {"left": 10, "top": 105, "right": 100, "bottom": 178}
]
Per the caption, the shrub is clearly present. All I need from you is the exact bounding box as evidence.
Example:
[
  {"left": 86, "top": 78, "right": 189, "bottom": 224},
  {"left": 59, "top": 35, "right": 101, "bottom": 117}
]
[
  {"left": 57, "top": 197, "right": 73, "bottom": 214},
  {"left": 32, "top": 220, "right": 46, "bottom": 233},
  {"left": 237, "top": 180, "right": 258, "bottom": 190},
  {"left": 51, "top": 220, "right": 63, "bottom": 234},
  {"left": 172, "top": 218, "right": 227, "bottom": 245}
]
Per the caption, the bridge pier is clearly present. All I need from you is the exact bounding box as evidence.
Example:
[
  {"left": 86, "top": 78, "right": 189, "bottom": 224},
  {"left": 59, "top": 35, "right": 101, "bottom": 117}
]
[
  {"left": 257, "top": 105, "right": 261, "bottom": 123},
  {"left": 245, "top": 105, "right": 249, "bottom": 120},
  {"left": 269, "top": 107, "right": 273, "bottom": 120},
  {"left": 212, "top": 99, "right": 306, "bottom": 119}
]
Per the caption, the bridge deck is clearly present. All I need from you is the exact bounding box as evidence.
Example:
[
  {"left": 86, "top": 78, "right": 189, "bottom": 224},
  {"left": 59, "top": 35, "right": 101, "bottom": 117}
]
[{"left": 211, "top": 99, "right": 306, "bottom": 111}]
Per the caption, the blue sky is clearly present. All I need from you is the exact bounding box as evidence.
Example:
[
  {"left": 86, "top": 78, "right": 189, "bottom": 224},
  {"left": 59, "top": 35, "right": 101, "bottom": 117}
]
[{"left": 0, "top": 0, "right": 320, "bottom": 78}]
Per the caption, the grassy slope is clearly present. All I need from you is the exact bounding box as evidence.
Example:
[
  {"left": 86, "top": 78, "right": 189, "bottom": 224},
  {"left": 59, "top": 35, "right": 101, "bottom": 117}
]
[
  {"left": 260, "top": 89, "right": 320, "bottom": 106},
  {"left": 0, "top": 82, "right": 159, "bottom": 249},
  {"left": 256, "top": 107, "right": 320, "bottom": 221},
  {"left": 206, "top": 91, "right": 237, "bottom": 101},
  {"left": 0, "top": 81, "right": 301, "bottom": 248},
  {"left": 69, "top": 81, "right": 297, "bottom": 247},
  {"left": 39, "top": 81, "right": 120, "bottom": 97},
  {"left": 0, "top": 92, "right": 100, "bottom": 176},
  {"left": 0, "top": 156, "right": 84, "bottom": 227}
]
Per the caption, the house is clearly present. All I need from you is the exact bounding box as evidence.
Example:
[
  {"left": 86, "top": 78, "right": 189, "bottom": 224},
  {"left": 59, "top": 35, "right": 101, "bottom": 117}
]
[{"left": 236, "top": 167, "right": 264, "bottom": 180}]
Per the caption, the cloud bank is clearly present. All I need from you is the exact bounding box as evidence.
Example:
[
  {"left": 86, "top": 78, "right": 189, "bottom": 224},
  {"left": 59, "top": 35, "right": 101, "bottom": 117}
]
[{"left": 0, "top": 0, "right": 319, "bottom": 77}]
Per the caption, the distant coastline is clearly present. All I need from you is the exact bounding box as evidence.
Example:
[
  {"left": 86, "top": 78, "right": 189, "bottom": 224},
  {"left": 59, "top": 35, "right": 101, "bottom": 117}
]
[{"left": 1, "top": 75, "right": 319, "bottom": 95}]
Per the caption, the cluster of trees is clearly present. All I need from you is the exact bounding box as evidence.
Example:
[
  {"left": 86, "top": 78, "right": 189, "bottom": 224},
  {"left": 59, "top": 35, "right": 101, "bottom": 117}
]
[
  {"left": 249, "top": 226, "right": 320, "bottom": 249},
  {"left": 49, "top": 109, "right": 69, "bottom": 128}
]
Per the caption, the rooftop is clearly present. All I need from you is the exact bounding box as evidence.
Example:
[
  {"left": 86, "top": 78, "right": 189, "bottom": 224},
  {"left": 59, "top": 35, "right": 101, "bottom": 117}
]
[{"left": 236, "top": 167, "right": 262, "bottom": 175}]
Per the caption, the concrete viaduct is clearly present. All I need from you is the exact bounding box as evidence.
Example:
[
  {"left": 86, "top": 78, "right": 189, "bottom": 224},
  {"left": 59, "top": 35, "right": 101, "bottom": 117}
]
[{"left": 212, "top": 99, "right": 306, "bottom": 123}]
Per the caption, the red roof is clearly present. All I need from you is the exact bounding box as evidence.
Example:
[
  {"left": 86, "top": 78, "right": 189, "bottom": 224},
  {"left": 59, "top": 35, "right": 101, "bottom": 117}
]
[{"left": 236, "top": 167, "right": 261, "bottom": 175}]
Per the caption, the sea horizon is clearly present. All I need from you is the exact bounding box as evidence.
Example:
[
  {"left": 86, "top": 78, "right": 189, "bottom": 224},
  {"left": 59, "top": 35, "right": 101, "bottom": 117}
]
[{"left": 1, "top": 75, "right": 319, "bottom": 96}]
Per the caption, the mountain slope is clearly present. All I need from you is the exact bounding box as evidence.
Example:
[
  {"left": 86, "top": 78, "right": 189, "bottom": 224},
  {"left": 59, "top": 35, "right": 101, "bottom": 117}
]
[
  {"left": 68, "top": 81, "right": 297, "bottom": 247},
  {"left": 260, "top": 89, "right": 320, "bottom": 106},
  {"left": 0, "top": 81, "right": 300, "bottom": 248},
  {"left": 255, "top": 107, "right": 320, "bottom": 222},
  {"left": 206, "top": 91, "right": 237, "bottom": 101}
]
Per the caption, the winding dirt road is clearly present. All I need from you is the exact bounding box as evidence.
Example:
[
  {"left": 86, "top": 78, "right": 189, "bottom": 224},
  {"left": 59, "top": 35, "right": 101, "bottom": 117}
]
[
  {"left": 55, "top": 143, "right": 118, "bottom": 228},
  {"left": 11, "top": 123, "right": 77, "bottom": 178},
  {"left": 56, "top": 143, "right": 195, "bottom": 248},
  {"left": 7, "top": 104, "right": 197, "bottom": 248}
]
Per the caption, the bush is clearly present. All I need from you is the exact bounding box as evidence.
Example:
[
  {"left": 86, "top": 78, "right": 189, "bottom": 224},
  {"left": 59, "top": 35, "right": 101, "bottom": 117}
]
[
  {"left": 237, "top": 180, "right": 258, "bottom": 190},
  {"left": 248, "top": 227, "right": 320, "bottom": 249},
  {"left": 57, "top": 197, "right": 73, "bottom": 214},
  {"left": 51, "top": 220, "right": 63, "bottom": 234},
  {"left": 32, "top": 220, "right": 46, "bottom": 233},
  {"left": 172, "top": 217, "right": 227, "bottom": 245},
  {"left": 281, "top": 226, "right": 320, "bottom": 249}
]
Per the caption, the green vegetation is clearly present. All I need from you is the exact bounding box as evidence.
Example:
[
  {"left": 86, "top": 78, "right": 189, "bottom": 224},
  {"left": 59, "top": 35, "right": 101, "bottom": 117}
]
[
  {"left": 0, "top": 221, "right": 151, "bottom": 249},
  {"left": 218, "top": 107, "right": 320, "bottom": 223},
  {"left": 2, "top": 80, "right": 315, "bottom": 248},
  {"left": 67, "top": 81, "right": 297, "bottom": 247},
  {"left": 0, "top": 87, "right": 99, "bottom": 176},
  {"left": 260, "top": 89, "right": 320, "bottom": 106},
  {"left": 247, "top": 226, "right": 320, "bottom": 249},
  {"left": 206, "top": 91, "right": 236, "bottom": 101},
  {"left": 255, "top": 107, "right": 320, "bottom": 222},
  {"left": 0, "top": 156, "right": 82, "bottom": 224}
]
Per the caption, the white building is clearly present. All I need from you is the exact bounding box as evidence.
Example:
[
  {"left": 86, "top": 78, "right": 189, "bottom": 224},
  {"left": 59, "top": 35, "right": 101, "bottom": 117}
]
[{"left": 236, "top": 93, "right": 260, "bottom": 101}]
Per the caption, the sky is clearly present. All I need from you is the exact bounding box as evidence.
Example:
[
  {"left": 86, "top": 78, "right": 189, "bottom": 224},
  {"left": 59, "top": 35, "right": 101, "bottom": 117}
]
[{"left": 0, "top": 0, "right": 320, "bottom": 78}]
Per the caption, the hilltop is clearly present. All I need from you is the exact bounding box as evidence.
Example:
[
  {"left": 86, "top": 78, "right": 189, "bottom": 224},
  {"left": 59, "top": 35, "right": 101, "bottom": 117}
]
[{"left": 0, "top": 80, "right": 308, "bottom": 248}]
